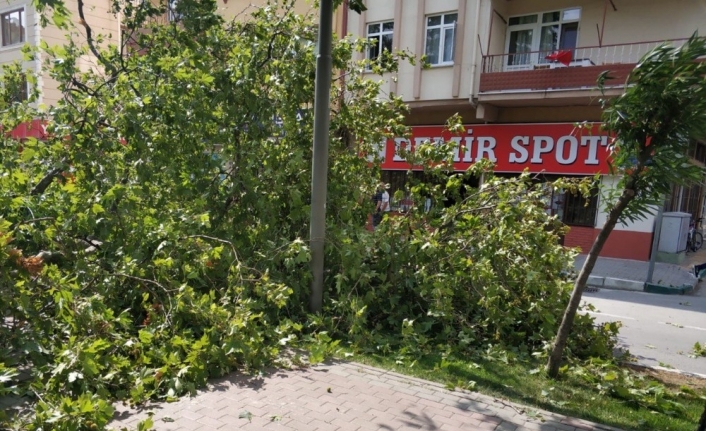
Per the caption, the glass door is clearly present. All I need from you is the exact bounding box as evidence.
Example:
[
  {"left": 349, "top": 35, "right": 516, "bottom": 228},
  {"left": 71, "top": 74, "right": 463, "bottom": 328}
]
[
  {"left": 560, "top": 22, "right": 579, "bottom": 51},
  {"left": 505, "top": 14, "right": 538, "bottom": 70},
  {"left": 507, "top": 28, "right": 534, "bottom": 68}
]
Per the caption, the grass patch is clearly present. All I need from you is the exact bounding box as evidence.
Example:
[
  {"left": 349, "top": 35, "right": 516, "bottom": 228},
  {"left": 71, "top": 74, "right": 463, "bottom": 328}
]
[{"left": 349, "top": 353, "right": 705, "bottom": 431}]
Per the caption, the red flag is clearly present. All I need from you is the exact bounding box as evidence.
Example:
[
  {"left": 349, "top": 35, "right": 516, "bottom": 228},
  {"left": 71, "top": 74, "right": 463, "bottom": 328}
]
[{"left": 545, "top": 50, "right": 572, "bottom": 67}]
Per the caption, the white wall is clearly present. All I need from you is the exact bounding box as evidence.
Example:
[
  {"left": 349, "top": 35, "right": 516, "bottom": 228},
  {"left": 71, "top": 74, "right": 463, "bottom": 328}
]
[{"left": 595, "top": 175, "right": 657, "bottom": 233}]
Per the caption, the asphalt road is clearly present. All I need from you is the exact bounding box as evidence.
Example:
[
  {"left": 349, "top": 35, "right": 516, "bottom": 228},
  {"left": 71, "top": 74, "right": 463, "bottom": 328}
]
[{"left": 583, "top": 288, "right": 706, "bottom": 375}]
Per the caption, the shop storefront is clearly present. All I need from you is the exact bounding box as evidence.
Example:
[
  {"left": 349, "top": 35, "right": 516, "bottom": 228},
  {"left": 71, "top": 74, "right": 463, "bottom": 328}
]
[{"left": 374, "top": 122, "right": 660, "bottom": 261}]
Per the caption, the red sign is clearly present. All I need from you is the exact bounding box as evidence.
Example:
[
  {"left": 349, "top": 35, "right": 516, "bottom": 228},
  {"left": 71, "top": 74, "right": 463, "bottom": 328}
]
[
  {"left": 375, "top": 123, "right": 611, "bottom": 175},
  {"left": 5, "top": 119, "right": 48, "bottom": 140}
]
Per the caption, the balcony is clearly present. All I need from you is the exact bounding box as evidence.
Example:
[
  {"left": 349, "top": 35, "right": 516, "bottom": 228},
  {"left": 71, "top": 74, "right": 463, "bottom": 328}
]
[{"left": 479, "top": 39, "right": 689, "bottom": 95}]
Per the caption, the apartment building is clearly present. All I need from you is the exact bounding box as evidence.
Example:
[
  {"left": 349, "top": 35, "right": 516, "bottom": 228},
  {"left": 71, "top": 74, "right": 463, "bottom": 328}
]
[
  {"left": 1, "top": 0, "right": 342, "bottom": 108},
  {"left": 0, "top": 0, "right": 120, "bottom": 107},
  {"left": 350, "top": 0, "right": 706, "bottom": 261}
]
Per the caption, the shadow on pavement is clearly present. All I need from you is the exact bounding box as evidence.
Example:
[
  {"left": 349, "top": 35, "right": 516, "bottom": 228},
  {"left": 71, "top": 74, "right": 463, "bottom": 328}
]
[{"left": 398, "top": 410, "right": 439, "bottom": 430}]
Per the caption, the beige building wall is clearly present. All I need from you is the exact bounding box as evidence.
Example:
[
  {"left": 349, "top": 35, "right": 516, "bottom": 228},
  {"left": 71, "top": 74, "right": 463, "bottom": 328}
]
[
  {"left": 5, "top": 0, "right": 337, "bottom": 107},
  {"left": 34, "top": 0, "right": 121, "bottom": 106},
  {"left": 219, "top": 0, "right": 315, "bottom": 21},
  {"left": 218, "top": 0, "right": 347, "bottom": 39},
  {"left": 392, "top": 0, "right": 417, "bottom": 101},
  {"left": 490, "top": 0, "right": 706, "bottom": 53},
  {"left": 353, "top": 0, "right": 706, "bottom": 108},
  {"left": 417, "top": 0, "right": 460, "bottom": 102},
  {"left": 349, "top": 0, "right": 485, "bottom": 104}
]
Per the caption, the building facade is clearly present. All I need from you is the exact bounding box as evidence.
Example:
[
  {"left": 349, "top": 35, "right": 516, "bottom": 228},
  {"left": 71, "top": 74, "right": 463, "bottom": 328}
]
[
  {"left": 0, "top": 0, "right": 121, "bottom": 107},
  {"left": 1, "top": 0, "right": 345, "bottom": 108},
  {"left": 349, "top": 0, "right": 706, "bottom": 261}
]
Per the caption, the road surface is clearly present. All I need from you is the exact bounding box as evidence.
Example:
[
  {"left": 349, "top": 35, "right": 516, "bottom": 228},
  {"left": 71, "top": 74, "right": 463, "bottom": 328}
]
[{"left": 583, "top": 288, "right": 706, "bottom": 375}]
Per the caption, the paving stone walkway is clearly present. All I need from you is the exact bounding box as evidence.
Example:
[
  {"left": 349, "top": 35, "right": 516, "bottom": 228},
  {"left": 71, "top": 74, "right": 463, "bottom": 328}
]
[{"left": 110, "top": 361, "right": 623, "bottom": 431}]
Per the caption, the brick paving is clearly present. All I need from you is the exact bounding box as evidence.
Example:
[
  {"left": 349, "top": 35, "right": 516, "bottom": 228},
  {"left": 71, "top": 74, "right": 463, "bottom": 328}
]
[
  {"left": 574, "top": 254, "right": 696, "bottom": 288},
  {"left": 109, "top": 362, "right": 624, "bottom": 431}
]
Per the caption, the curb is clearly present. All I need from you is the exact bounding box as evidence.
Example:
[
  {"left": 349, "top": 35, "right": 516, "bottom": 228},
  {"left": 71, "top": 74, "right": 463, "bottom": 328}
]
[
  {"left": 588, "top": 275, "right": 605, "bottom": 287},
  {"left": 587, "top": 277, "right": 696, "bottom": 295},
  {"left": 644, "top": 282, "right": 693, "bottom": 295},
  {"left": 603, "top": 277, "right": 644, "bottom": 291},
  {"left": 586, "top": 276, "right": 644, "bottom": 291}
]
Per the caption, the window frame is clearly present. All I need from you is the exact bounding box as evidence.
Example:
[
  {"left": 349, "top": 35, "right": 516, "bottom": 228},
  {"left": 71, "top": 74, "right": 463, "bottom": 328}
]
[
  {"left": 1, "top": 8, "right": 25, "bottom": 48},
  {"left": 534, "top": 175, "right": 598, "bottom": 227},
  {"left": 167, "top": 0, "right": 181, "bottom": 22},
  {"left": 424, "top": 12, "right": 457, "bottom": 67},
  {"left": 561, "top": 185, "right": 599, "bottom": 227},
  {"left": 504, "top": 7, "right": 581, "bottom": 70},
  {"left": 366, "top": 20, "right": 394, "bottom": 68}
]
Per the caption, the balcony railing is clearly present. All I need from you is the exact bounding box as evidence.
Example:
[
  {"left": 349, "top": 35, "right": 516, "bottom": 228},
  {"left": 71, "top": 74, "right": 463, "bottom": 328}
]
[{"left": 481, "top": 38, "right": 690, "bottom": 74}]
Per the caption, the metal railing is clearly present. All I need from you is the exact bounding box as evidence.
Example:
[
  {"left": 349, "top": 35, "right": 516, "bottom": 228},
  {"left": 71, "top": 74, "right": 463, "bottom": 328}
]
[{"left": 481, "top": 38, "right": 691, "bottom": 74}]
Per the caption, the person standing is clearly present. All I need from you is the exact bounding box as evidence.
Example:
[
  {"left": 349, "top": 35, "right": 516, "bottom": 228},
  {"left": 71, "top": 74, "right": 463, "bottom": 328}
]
[
  {"left": 372, "top": 183, "right": 390, "bottom": 229},
  {"left": 381, "top": 184, "right": 391, "bottom": 214}
]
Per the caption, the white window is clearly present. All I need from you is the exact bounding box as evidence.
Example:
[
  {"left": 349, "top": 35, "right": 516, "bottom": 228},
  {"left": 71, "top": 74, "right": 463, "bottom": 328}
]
[
  {"left": 506, "top": 8, "right": 581, "bottom": 69},
  {"left": 425, "top": 13, "right": 457, "bottom": 66},
  {"left": 168, "top": 0, "right": 181, "bottom": 22},
  {"left": 1, "top": 9, "right": 25, "bottom": 47},
  {"left": 366, "top": 21, "right": 394, "bottom": 65}
]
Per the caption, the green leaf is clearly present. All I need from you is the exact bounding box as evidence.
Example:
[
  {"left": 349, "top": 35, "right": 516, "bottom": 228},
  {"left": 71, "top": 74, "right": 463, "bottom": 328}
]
[
  {"left": 12, "top": 171, "right": 28, "bottom": 185},
  {"left": 20, "top": 147, "right": 36, "bottom": 161},
  {"left": 603, "top": 371, "right": 618, "bottom": 381},
  {"left": 238, "top": 411, "right": 253, "bottom": 422},
  {"left": 139, "top": 330, "right": 154, "bottom": 345},
  {"left": 137, "top": 417, "right": 154, "bottom": 431}
]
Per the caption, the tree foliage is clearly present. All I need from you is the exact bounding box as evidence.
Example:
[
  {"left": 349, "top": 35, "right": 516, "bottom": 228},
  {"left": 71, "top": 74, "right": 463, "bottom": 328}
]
[
  {"left": 547, "top": 34, "right": 706, "bottom": 378},
  {"left": 327, "top": 160, "right": 578, "bottom": 357},
  {"left": 0, "top": 2, "right": 400, "bottom": 428}
]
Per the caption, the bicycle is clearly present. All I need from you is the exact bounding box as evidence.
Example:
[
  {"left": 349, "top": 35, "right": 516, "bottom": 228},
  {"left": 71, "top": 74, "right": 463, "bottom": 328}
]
[{"left": 687, "top": 218, "right": 703, "bottom": 252}]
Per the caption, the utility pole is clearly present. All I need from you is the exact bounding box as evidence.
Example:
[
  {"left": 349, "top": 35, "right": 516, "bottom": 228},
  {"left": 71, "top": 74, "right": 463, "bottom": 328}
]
[
  {"left": 309, "top": 0, "right": 333, "bottom": 313},
  {"left": 646, "top": 202, "right": 664, "bottom": 284}
]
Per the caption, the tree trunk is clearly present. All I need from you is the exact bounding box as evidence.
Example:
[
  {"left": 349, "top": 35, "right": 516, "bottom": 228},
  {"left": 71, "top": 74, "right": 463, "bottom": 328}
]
[
  {"left": 697, "top": 403, "right": 706, "bottom": 431},
  {"left": 546, "top": 187, "right": 637, "bottom": 378}
]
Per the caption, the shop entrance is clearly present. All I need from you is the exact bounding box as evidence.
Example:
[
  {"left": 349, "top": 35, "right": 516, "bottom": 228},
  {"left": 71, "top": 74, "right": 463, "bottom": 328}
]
[{"left": 380, "top": 170, "right": 481, "bottom": 213}]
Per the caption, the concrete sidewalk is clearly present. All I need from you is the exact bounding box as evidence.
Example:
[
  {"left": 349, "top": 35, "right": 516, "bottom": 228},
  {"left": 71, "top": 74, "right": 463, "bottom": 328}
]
[
  {"left": 109, "top": 361, "right": 623, "bottom": 431},
  {"left": 574, "top": 255, "right": 697, "bottom": 292}
]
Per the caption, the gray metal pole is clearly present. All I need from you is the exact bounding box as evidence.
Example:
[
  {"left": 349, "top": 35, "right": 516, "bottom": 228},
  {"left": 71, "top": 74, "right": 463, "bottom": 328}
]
[
  {"left": 647, "top": 202, "right": 664, "bottom": 284},
  {"left": 309, "top": 0, "right": 334, "bottom": 313}
]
